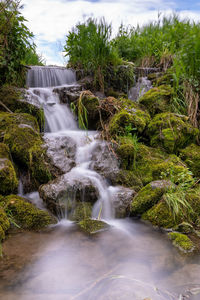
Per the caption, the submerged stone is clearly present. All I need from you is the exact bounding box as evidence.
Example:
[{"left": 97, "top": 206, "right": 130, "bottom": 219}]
[
  {"left": 78, "top": 218, "right": 109, "bottom": 234},
  {"left": 148, "top": 112, "right": 199, "bottom": 153},
  {"left": 168, "top": 232, "right": 195, "bottom": 253}
]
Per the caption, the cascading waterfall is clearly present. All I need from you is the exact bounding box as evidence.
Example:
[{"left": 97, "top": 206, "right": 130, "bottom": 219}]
[{"left": 26, "top": 66, "right": 119, "bottom": 220}]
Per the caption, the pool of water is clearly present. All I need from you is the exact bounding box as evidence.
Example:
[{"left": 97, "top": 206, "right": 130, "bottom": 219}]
[{"left": 1, "top": 219, "right": 200, "bottom": 300}]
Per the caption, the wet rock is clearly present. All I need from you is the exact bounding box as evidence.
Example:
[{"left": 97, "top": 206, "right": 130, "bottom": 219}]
[
  {"left": 115, "top": 170, "right": 143, "bottom": 192},
  {"left": 129, "top": 77, "right": 152, "bottom": 102},
  {"left": 43, "top": 134, "right": 76, "bottom": 174},
  {"left": 53, "top": 85, "right": 82, "bottom": 104},
  {"left": 39, "top": 173, "right": 99, "bottom": 214},
  {"left": 69, "top": 202, "right": 92, "bottom": 222},
  {"left": 130, "top": 180, "right": 172, "bottom": 216},
  {"left": 78, "top": 218, "right": 109, "bottom": 234},
  {"left": 90, "top": 141, "right": 120, "bottom": 183},
  {"left": 112, "top": 186, "right": 136, "bottom": 218}
]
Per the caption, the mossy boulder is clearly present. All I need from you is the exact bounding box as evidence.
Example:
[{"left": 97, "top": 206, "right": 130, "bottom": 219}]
[
  {"left": 0, "top": 86, "right": 44, "bottom": 131},
  {"left": 148, "top": 113, "right": 199, "bottom": 153},
  {"left": 108, "top": 106, "right": 150, "bottom": 137},
  {"left": 79, "top": 91, "right": 99, "bottom": 129},
  {"left": 0, "top": 112, "right": 39, "bottom": 139},
  {"left": 0, "top": 158, "right": 18, "bottom": 195},
  {"left": 69, "top": 202, "right": 92, "bottom": 222},
  {"left": 0, "top": 207, "right": 10, "bottom": 240},
  {"left": 180, "top": 144, "right": 200, "bottom": 178},
  {"left": 4, "top": 125, "right": 51, "bottom": 186},
  {"left": 173, "top": 222, "right": 194, "bottom": 234},
  {"left": 78, "top": 218, "right": 109, "bottom": 234},
  {"left": 130, "top": 180, "right": 172, "bottom": 216},
  {"left": 115, "top": 170, "right": 143, "bottom": 192},
  {"left": 142, "top": 201, "right": 177, "bottom": 229},
  {"left": 185, "top": 186, "right": 200, "bottom": 225},
  {"left": 5, "top": 195, "right": 56, "bottom": 230},
  {"left": 168, "top": 232, "right": 195, "bottom": 253},
  {"left": 139, "top": 85, "right": 173, "bottom": 117}
]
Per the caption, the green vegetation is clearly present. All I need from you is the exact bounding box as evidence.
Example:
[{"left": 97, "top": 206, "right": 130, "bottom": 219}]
[
  {"left": 0, "top": 0, "right": 44, "bottom": 87},
  {"left": 168, "top": 232, "right": 195, "bottom": 252},
  {"left": 64, "top": 18, "right": 121, "bottom": 91}
]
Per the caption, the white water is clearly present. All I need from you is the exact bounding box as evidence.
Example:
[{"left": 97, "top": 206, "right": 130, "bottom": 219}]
[{"left": 26, "top": 66, "right": 119, "bottom": 220}]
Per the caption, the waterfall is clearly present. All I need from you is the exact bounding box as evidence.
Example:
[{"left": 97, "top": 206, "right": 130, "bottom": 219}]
[
  {"left": 26, "top": 66, "right": 120, "bottom": 220},
  {"left": 26, "top": 66, "right": 76, "bottom": 88}
]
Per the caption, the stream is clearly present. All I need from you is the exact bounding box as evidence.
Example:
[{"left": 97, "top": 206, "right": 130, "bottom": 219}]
[{"left": 0, "top": 66, "right": 200, "bottom": 300}]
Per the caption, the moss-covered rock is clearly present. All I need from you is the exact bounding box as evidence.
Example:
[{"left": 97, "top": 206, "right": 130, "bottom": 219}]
[
  {"left": 5, "top": 195, "right": 56, "bottom": 230},
  {"left": 0, "top": 207, "right": 10, "bottom": 232},
  {"left": 0, "top": 112, "right": 39, "bottom": 138},
  {"left": 0, "top": 86, "right": 44, "bottom": 131},
  {"left": 0, "top": 158, "right": 18, "bottom": 195},
  {"left": 130, "top": 180, "right": 172, "bottom": 216},
  {"left": 108, "top": 105, "right": 150, "bottom": 137},
  {"left": 4, "top": 125, "right": 51, "bottom": 186},
  {"left": 180, "top": 144, "right": 200, "bottom": 178},
  {"left": 78, "top": 218, "right": 109, "bottom": 234},
  {"left": 148, "top": 113, "right": 199, "bottom": 153},
  {"left": 139, "top": 85, "right": 173, "bottom": 117},
  {"left": 69, "top": 202, "right": 92, "bottom": 222},
  {"left": 168, "top": 232, "right": 195, "bottom": 253},
  {"left": 173, "top": 222, "right": 194, "bottom": 234},
  {"left": 142, "top": 201, "right": 177, "bottom": 228},
  {"left": 115, "top": 170, "right": 143, "bottom": 192}
]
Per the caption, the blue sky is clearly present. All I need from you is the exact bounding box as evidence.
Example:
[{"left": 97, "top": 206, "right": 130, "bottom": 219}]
[{"left": 22, "top": 0, "right": 200, "bottom": 65}]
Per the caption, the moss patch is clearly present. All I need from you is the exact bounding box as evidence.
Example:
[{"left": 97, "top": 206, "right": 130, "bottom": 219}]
[
  {"left": 5, "top": 195, "right": 56, "bottom": 230},
  {"left": 78, "top": 218, "right": 109, "bottom": 234},
  {"left": 148, "top": 112, "right": 199, "bottom": 153},
  {"left": 79, "top": 91, "right": 100, "bottom": 129},
  {"left": 0, "top": 158, "right": 18, "bottom": 195},
  {"left": 180, "top": 144, "right": 200, "bottom": 178},
  {"left": 139, "top": 85, "right": 173, "bottom": 117},
  {"left": 108, "top": 105, "right": 150, "bottom": 137},
  {"left": 0, "top": 86, "right": 44, "bottom": 131},
  {"left": 168, "top": 232, "right": 195, "bottom": 253},
  {"left": 69, "top": 202, "right": 92, "bottom": 222},
  {"left": 130, "top": 180, "right": 171, "bottom": 216},
  {"left": 142, "top": 201, "right": 177, "bottom": 228},
  {"left": 115, "top": 170, "right": 143, "bottom": 192}
]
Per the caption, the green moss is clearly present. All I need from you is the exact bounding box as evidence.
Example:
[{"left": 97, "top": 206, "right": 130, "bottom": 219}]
[
  {"left": 115, "top": 170, "right": 143, "bottom": 191},
  {"left": 0, "top": 159, "right": 18, "bottom": 195},
  {"left": 117, "top": 143, "right": 135, "bottom": 170},
  {"left": 168, "top": 232, "right": 195, "bottom": 252},
  {"left": 148, "top": 113, "right": 199, "bottom": 153},
  {"left": 130, "top": 180, "right": 171, "bottom": 216},
  {"left": 142, "top": 201, "right": 177, "bottom": 228},
  {"left": 78, "top": 218, "right": 109, "bottom": 234},
  {"left": 4, "top": 126, "right": 51, "bottom": 186},
  {"left": 185, "top": 186, "right": 200, "bottom": 225},
  {"left": 0, "top": 86, "right": 44, "bottom": 131},
  {"left": 0, "top": 143, "right": 10, "bottom": 159},
  {"left": 155, "top": 73, "right": 174, "bottom": 86},
  {"left": 5, "top": 195, "right": 56, "bottom": 230},
  {"left": 0, "top": 112, "right": 39, "bottom": 137},
  {"left": 139, "top": 85, "right": 173, "bottom": 117},
  {"left": 180, "top": 144, "right": 200, "bottom": 178},
  {"left": 0, "top": 225, "right": 5, "bottom": 241},
  {"left": 173, "top": 222, "right": 194, "bottom": 234},
  {"left": 0, "top": 207, "right": 10, "bottom": 232},
  {"left": 70, "top": 202, "right": 92, "bottom": 222}
]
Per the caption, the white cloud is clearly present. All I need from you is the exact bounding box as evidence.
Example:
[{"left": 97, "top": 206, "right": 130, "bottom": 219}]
[{"left": 22, "top": 0, "right": 200, "bottom": 65}]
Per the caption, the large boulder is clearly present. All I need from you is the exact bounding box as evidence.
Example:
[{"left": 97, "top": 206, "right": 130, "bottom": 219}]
[
  {"left": 53, "top": 84, "right": 82, "bottom": 104},
  {"left": 148, "top": 112, "right": 199, "bottom": 153},
  {"left": 43, "top": 134, "right": 76, "bottom": 174},
  {"left": 90, "top": 141, "right": 120, "bottom": 183},
  {"left": 130, "top": 180, "right": 172, "bottom": 216},
  {"left": 39, "top": 173, "right": 99, "bottom": 214}
]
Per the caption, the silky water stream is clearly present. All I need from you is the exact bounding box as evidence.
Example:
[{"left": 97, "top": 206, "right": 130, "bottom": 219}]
[{"left": 0, "top": 66, "right": 200, "bottom": 300}]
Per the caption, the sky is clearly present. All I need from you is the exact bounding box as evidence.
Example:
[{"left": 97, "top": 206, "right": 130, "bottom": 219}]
[{"left": 22, "top": 0, "right": 200, "bottom": 66}]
